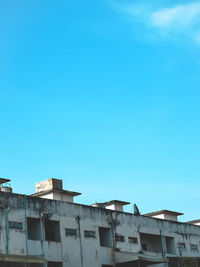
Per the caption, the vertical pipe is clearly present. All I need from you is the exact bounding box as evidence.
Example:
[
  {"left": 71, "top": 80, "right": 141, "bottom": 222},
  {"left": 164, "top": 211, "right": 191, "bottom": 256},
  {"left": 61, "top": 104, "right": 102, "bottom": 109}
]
[
  {"left": 160, "top": 230, "right": 168, "bottom": 267},
  {"left": 5, "top": 207, "right": 9, "bottom": 254},
  {"left": 0, "top": 209, "right": 2, "bottom": 251},
  {"left": 40, "top": 213, "right": 44, "bottom": 257},
  {"left": 160, "top": 230, "right": 166, "bottom": 257},
  {"left": 59, "top": 215, "right": 64, "bottom": 266},
  {"left": 0, "top": 208, "right": 7, "bottom": 255},
  {"left": 77, "top": 216, "right": 84, "bottom": 267},
  {"left": 24, "top": 195, "right": 29, "bottom": 255},
  {"left": 110, "top": 213, "right": 116, "bottom": 267}
]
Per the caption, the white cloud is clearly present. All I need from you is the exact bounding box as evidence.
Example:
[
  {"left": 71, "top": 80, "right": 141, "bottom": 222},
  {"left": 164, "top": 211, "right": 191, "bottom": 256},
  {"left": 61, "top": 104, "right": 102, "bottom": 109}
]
[
  {"left": 151, "top": 3, "right": 200, "bottom": 29},
  {"left": 108, "top": 0, "right": 200, "bottom": 44}
]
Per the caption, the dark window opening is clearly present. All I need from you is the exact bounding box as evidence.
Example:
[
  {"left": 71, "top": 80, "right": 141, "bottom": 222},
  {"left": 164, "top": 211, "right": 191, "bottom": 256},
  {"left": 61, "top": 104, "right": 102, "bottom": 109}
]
[
  {"left": 99, "top": 227, "right": 112, "bottom": 247},
  {"left": 177, "top": 242, "right": 186, "bottom": 250},
  {"left": 165, "top": 236, "right": 175, "bottom": 254},
  {"left": 140, "top": 233, "right": 162, "bottom": 253},
  {"left": 84, "top": 230, "right": 96, "bottom": 238},
  {"left": 142, "top": 243, "right": 147, "bottom": 251},
  {"left": 65, "top": 228, "right": 77, "bottom": 237},
  {"left": 115, "top": 234, "right": 125, "bottom": 243},
  {"left": 9, "top": 221, "right": 23, "bottom": 230},
  {"left": 128, "top": 237, "right": 138, "bottom": 244},
  {"left": 45, "top": 220, "right": 61, "bottom": 242},
  {"left": 191, "top": 244, "right": 198, "bottom": 252},
  {"left": 0, "top": 263, "right": 44, "bottom": 267},
  {"left": 27, "top": 217, "right": 41, "bottom": 241},
  {"left": 30, "top": 264, "right": 44, "bottom": 267},
  {"left": 48, "top": 262, "right": 62, "bottom": 267},
  {"left": 0, "top": 263, "right": 25, "bottom": 267}
]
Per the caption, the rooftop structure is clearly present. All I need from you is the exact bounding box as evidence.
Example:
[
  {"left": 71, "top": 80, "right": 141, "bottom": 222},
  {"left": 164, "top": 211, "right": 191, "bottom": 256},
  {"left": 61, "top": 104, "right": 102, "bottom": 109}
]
[
  {"left": 31, "top": 178, "right": 81, "bottom": 202},
  {"left": 0, "top": 177, "right": 11, "bottom": 185},
  {"left": 92, "top": 200, "right": 130, "bottom": 212},
  {"left": 144, "top": 209, "right": 184, "bottom": 222},
  {"left": 0, "top": 178, "right": 13, "bottom": 193},
  {"left": 187, "top": 219, "right": 200, "bottom": 226}
]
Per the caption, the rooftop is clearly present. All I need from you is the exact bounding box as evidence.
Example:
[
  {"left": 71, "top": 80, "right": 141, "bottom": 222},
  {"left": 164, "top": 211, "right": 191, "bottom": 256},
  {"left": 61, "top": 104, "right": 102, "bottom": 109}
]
[
  {"left": 0, "top": 178, "right": 11, "bottom": 185},
  {"left": 104, "top": 200, "right": 130, "bottom": 206},
  {"left": 144, "top": 210, "right": 183, "bottom": 217},
  {"left": 31, "top": 188, "right": 81, "bottom": 197},
  {"left": 187, "top": 219, "right": 200, "bottom": 224}
]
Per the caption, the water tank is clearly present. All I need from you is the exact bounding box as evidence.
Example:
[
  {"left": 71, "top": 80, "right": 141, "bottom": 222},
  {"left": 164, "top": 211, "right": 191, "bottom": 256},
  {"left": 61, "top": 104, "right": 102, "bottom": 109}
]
[{"left": 1, "top": 186, "right": 12, "bottom": 193}]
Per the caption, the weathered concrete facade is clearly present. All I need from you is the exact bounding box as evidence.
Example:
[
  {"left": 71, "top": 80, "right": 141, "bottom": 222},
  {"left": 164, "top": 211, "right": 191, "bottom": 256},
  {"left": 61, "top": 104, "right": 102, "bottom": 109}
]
[{"left": 0, "top": 179, "right": 200, "bottom": 267}]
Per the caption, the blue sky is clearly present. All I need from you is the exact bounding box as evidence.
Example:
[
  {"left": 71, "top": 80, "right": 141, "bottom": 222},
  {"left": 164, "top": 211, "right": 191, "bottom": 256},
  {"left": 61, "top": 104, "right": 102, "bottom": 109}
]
[{"left": 0, "top": 0, "right": 200, "bottom": 221}]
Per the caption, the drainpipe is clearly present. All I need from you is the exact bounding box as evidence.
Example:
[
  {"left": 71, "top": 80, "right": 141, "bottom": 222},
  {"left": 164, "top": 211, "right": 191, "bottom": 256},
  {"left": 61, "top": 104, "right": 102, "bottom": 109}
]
[
  {"left": 76, "top": 216, "right": 84, "bottom": 267},
  {"left": 41, "top": 214, "right": 48, "bottom": 267},
  {"left": 40, "top": 213, "right": 45, "bottom": 257},
  {"left": 59, "top": 215, "right": 64, "bottom": 267},
  {"left": 160, "top": 230, "right": 167, "bottom": 267},
  {"left": 5, "top": 207, "right": 9, "bottom": 254},
  {"left": 110, "top": 213, "right": 116, "bottom": 267},
  {"left": 24, "top": 195, "right": 29, "bottom": 255}
]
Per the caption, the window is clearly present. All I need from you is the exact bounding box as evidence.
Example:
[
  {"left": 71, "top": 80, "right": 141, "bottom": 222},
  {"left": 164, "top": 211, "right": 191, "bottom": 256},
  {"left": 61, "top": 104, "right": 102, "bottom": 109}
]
[
  {"left": 0, "top": 263, "right": 30, "bottom": 267},
  {"left": 99, "top": 227, "right": 112, "bottom": 247},
  {"left": 128, "top": 237, "right": 138, "bottom": 244},
  {"left": 65, "top": 228, "right": 77, "bottom": 237},
  {"left": 27, "top": 218, "right": 41, "bottom": 241},
  {"left": 45, "top": 220, "right": 61, "bottom": 242},
  {"left": 140, "top": 233, "right": 162, "bottom": 253},
  {"left": 48, "top": 262, "right": 62, "bottom": 267},
  {"left": 165, "top": 236, "right": 175, "bottom": 254},
  {"left": 142, "top": 243, "right": 147, "bottom": 251},
  {"left": 191, "top": 244, "right": 198, "bottom": 252},
  {"left": 84, "top": 230, "right": 96, "bottom": 238},
  {"left": 177, "top": 243, "right": 186, "bottom": 250},
  {"left": 115, "top": 234, "right": 125, "bottom": 243},
  {"left": 8, "top": 221, "right": 23, "bottom": 230}
]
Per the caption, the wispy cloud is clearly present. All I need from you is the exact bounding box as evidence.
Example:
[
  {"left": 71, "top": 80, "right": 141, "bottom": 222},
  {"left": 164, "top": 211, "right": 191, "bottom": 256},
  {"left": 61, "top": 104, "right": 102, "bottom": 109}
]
[
  {"left": 108, "top": 0, "right": 200, "bottom": 44},
  {"left": 151, "top": 2, "right": 200, "bottom": 28}
]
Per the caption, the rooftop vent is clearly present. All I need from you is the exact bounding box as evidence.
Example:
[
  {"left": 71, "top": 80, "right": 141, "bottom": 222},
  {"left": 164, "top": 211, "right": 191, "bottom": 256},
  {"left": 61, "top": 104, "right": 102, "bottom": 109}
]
[
  {"left": 0, "top": 178, "right": 12, "bottom": 193},
  {"left": 144, "top": 210, "right": 183, "bottom": 222},
  {"left": 91, "top": 203, "right": 106, "bottom": 209},
  {"left": 35, "top": 178, "right": 63, "bottom": 193},
  {"left": 31, "top": 178, "right": 81, "bottom": 203},
  {"left": 187, "top": 219, "right": 200, "bottom": 226},
  {"left": 0, "top": 178, "right": 11, "bottom": 185},
  {"left": 1, "top": 186, "right": 12, "bottom": 193},
  {"left": 92, "top": 200, "right": 130, "bottom": 212}
]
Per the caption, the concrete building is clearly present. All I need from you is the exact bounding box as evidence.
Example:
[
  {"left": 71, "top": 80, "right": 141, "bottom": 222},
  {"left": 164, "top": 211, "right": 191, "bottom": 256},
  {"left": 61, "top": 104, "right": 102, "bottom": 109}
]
[{"left": 0, "top": 177, "right": 200, "bottom": 267}]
